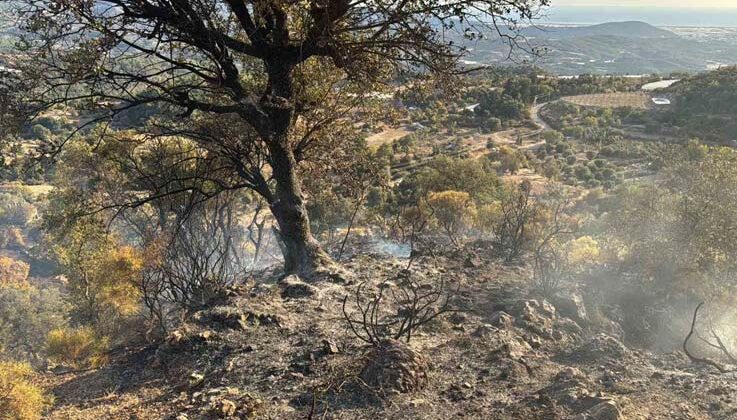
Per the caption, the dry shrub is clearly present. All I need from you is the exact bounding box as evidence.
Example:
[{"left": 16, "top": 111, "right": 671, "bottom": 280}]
[
  {"left": 0, "top": 256, "right": 30, "bottom": 287},
  {"left": 426, "top": 190, "right": 476, "bottom": 247},
  {"left": 0, "top": 361, "right": 52, "bottom": 420},
  {"left": 46, "top": 327, "right": 109, "bottom": 369},
  {"left": 0, "top": 227, "right": 26, "bottom": 249}
]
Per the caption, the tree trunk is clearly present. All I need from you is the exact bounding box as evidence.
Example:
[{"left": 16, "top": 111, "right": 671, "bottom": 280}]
[
  {"left": 261, "top": 60, "right": 334, "bottom": 276},
  {"left": 268, "top": 141, "right": 333, "bottom": 276}
]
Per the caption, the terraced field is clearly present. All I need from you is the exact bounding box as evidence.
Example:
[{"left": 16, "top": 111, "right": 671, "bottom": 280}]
[{"left": 562, "top": 92, "right": 651, "bottom": 109}]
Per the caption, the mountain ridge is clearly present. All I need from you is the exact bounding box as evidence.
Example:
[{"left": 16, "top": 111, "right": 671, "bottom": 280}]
[
  {"left": 460, "top": 20, "right": 737, "bottom": 75},
  {"left": 527, "top": 21, "right": 677, "bottom": 39}
]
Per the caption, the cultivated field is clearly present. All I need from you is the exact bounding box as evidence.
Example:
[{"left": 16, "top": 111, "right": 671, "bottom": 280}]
[
  {"left": 365, "top": 126, "right": 413, "bottom": 147},
  {"left": 562, "top": 92, "right": 651, "bottom": 109}
]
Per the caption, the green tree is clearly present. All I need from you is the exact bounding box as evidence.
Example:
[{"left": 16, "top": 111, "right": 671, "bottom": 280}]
[
  {"left": 46, "top": 219, "right": 142, "bottom": 336},
  {"left": 427, "top": 191, "right": 476, "bottom": 247},
  {"left": 9, "top": 0, "right": 549, "bottom": 276}
]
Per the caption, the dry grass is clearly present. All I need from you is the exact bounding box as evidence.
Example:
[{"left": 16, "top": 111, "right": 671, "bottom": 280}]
[
  {"left": 562, "top": 92, "right": 651, "bottom": 110},
  {"left": 366, "top": 126, "right": 413, "bottom": 147},
  {"left": 0, "top": 183, "right": 54, "bottom": 198}
]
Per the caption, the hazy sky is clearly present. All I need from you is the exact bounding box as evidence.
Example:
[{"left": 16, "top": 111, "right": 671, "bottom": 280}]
[{"left": 554, "top": 0, "right": 737, "bottom": 7}]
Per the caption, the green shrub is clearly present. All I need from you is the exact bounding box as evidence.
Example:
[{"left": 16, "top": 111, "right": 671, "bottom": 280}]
[
  {"left": 0, "top": 284, "right": 68, "bottom": 361},
  {"left": 0, "top": 193, "right": 37, "bottom": 226}
]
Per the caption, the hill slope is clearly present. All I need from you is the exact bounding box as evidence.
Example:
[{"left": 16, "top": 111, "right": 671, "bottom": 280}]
[
  {"left": 38, "top": 253, "right": 737, "bottom": 419},
  {"left": 661, "top": 66, "right": 737, "bottom": 142},
  {"left": 460, "top": 21, "right": 737, "bottom": 75}
]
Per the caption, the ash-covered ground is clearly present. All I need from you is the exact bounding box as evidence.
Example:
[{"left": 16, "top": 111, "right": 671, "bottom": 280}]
[{"left": 40, "top": 251, "right": 737, "bottom": 420}]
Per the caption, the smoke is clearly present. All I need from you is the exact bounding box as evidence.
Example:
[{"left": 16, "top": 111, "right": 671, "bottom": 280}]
[{"left": 368, "top": 239, "right": 412, "bottom": 259}]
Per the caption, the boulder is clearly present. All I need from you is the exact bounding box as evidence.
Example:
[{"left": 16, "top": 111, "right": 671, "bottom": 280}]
[
  {"left": 216, "top": 399, "right": 237, "bottom": 418},
  {"left": 489, "top": 333, "right": 532, "bottom": 361},
  {"left": 472, "top": 324, "right": 498, "bottom": 337},
  {"left": 551, "top": 291, "right": 589, "bottom": 325},
  {"left": 555, "top": 317, "right": 584, "bottom": 337},
  {"left": 322, "top": 339, "right": 339, "bottom": 355},
  {"left": 194, "top": 306, "right": 283, "bottom": 329},
  {"left": 537, "top": 365, "right": 594, "bottom": 409},
  {"left": 490, "top": 311, "right": 515, "bottom": 329},
  {"left": 188, "top": 372, "right": 205, "bottom": 390},
  {"left": 49, "top": 364, "right": 74, "bottom": 375},
  {"left": 555, "top": 367, "right": 585, "bottom": 382},
  {"left": 515, "top": 299, "right": 556, "bottom": 338}
]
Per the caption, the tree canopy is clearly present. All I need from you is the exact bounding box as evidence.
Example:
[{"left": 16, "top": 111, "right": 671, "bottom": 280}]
[{"left": 4, "top": 0, "right": 550, "bottom": 275}]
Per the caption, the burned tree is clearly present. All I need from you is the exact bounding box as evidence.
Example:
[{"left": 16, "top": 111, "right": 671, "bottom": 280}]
[
  {"left": 342, "top": 271, "right": 458, "bottom": 345},
  {"left": 7, "top": 0, "right": 549, "bottom": 275},
  {"left": 341, "top": 270, "right": 458, "bottom": 394}
]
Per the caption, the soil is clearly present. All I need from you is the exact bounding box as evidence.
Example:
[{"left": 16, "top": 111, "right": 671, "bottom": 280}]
[{"left": 38, "top": 251, "right": 737, "bottom": 419}]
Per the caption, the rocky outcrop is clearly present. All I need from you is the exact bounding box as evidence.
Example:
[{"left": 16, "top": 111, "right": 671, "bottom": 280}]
[
  {"left": 515, "top": 299, "right": 556, "bottom": 338},
  {"left": 573, "top": 334, "right": 629, "bottom": 362},
  {"left": 193, "top": 306, "right": 283, "bottom": 330},
  {"left": 550, "top": 291, "right": 589, "bottom": 325}
]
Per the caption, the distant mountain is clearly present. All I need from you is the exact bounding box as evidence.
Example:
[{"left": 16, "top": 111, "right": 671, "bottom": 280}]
[
  {"left": 524, "top": 21, "right": 677, "bottom": 39},
  {"left": 459, "top": 21, "right": 737, "bottom": 75}
]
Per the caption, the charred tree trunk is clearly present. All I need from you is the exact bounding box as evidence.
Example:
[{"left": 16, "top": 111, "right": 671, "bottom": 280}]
[
  {"left": 268, "top": 141, "right": 332, "bottom": 275},
  {"left": 260, "top": 60, "right": 334, "bottom": 276}
]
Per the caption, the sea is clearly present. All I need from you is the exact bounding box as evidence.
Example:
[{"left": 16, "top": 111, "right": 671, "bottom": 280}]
[{"left": 544, "top": 6, "right": 737, "bottom": 27}]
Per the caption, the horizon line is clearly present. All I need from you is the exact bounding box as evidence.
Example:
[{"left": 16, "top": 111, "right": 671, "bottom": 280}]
[{"left": 551, "top": 5, "right": 737, "bottom": 9}]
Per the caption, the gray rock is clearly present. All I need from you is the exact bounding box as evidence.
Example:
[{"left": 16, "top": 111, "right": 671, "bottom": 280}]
[
  {"left": 472, "top": 323, "right": 498, "bottom": 337},
  {"left": 49, "top": 364, "right": 74, "bottom": 375},
  {"left": 490, "top": 311, "right": 515, "bottom": 329},
  {"left": 574, "top": 334, "right": 629, "bottom": 362},
  {"left": 188, "top": 372, "right": 205, "bottom": 389},
  {"left": 322, "top": 339, "right": 339, "bottom": 355},
  {"left": 215, "top": 399, "right": 237, "bottom": 417},
  {"left": 515, "top": 299, "right": 556, "bottom": 338},
  {"left": 551, "top": 291, "right": 589, "bottom": 325}
]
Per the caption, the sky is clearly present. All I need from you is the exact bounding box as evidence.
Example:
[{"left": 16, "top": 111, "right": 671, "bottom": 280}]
[{"left": 553, "top": 0, "right": 737, "bottom": 7}]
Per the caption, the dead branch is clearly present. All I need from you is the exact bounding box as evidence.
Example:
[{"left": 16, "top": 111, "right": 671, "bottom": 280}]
[
  {"left": 683, "top": 302, "right": 728, "bottom": 373},
  {"left": 342, "top": 270, "right": 458, "bottom": 345}
]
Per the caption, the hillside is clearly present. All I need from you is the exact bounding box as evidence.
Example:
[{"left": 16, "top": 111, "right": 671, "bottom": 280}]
[
  {"left": 37, "top": 253, "right": 737, "bottom": 419},
  {"left": 661, "top": 67, "right": 737, "bottom": 142},
  {"left": 5, "top": 3, "right": 737, "bottom": 420},
  {"left": 666, "top": 67, "right": 737, "bottom": 116},
  {"left": 461, "top": 21, "right": 737, "bottom": 75}
]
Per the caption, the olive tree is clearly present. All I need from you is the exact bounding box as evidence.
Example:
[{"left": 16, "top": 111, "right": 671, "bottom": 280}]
[{"left": 5, "top": 0, "right": 549, "bottom": 275}]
